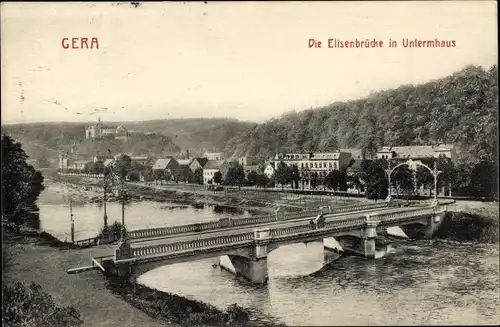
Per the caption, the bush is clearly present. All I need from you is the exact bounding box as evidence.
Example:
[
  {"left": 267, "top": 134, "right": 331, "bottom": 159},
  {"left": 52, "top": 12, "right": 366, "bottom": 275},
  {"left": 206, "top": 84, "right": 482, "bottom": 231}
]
[
  {"left": 101, "top": 221, "right": 126, "bottom": 240},
  {"left": 2, "top": 281, "right": 83, "bottom": 327}
]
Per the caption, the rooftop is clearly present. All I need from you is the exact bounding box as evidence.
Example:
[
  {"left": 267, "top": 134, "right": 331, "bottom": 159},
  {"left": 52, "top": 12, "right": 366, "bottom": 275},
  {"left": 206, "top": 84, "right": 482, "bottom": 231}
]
[
  {"left": 203, "top": 160, "right": 226, "bottom": 170},
  {"left": 379, "top": 144, "right": 455, "bottom": 159},
  {"left": 341, "top": 148, "right": 363, "bottom": 159},
  {"left": 177, "top": 159, "right": 192, "bottom": 166},
  {"left": 152, "top": 158, "right": 176, "bottom": 170}
]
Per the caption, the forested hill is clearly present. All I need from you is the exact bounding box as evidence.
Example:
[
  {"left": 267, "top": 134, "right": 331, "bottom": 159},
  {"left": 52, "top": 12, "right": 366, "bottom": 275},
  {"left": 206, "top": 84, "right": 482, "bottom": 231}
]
[
  {"left": 1, "top": 118, "right": 254, "bottom": 167},
  {"left": 123, "top": 118, "right": 256, "bottom": 154},
  {"left": 224, "top": 65, "right": 498, "bottom": 166}
]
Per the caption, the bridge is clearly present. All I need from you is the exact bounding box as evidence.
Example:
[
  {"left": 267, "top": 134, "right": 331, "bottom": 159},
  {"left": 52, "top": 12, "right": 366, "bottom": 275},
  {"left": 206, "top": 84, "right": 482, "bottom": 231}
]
[{"left": 68, "top": 200, "right": 453, "bottom": 284}]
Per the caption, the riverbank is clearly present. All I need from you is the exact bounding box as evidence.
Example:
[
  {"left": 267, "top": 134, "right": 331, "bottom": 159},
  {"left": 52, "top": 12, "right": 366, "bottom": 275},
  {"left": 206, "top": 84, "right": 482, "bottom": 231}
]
[
  {"left": 52, "top": 175, "right": 369, "bottom": 214},
  {"left": 2, "top": 230, "right": 285, "bottom": 327}
]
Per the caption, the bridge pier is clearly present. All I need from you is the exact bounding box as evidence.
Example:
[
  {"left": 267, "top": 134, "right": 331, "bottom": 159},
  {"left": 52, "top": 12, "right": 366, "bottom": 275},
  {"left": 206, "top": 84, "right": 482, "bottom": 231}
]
[
  {"left": 114, "top": 239, "right": 133, "bottom": 278},
  {"left": 324, "top": 237, "right": 344, "bottom": 264},
  {"left": 337, "top": 214, "right": 379, "bottom": 259},
  {"left": 219, "top": 228, "right": 270, "bottom": 284},
  {"left": 422, "top": 211, "right": 445, "bottom": 239}
]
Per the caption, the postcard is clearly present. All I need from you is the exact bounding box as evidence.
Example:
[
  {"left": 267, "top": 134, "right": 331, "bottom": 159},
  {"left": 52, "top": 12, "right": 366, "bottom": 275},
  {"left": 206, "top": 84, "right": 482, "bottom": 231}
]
[{"left": 1, "top": 2, "right": 498, "bottom": 326}]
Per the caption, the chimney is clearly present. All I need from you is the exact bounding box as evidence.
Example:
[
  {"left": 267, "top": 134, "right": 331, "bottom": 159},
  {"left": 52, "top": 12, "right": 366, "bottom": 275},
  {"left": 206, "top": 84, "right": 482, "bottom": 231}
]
[{"left": 186, "top": 149, "right": 190, "bottom": 159}]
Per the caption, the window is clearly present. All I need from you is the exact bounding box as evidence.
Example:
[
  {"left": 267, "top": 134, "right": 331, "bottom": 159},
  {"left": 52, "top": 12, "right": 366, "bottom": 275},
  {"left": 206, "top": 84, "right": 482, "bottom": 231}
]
[
  {"left": 334, "top": 163, "right": 337, "bottom": 170},
  {"left": 329, "top": 162, "right": 332, "bottom": 168}
]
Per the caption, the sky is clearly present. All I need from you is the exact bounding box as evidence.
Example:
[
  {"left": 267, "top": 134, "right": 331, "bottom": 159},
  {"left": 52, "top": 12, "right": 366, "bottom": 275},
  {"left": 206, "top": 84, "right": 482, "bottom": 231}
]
[{"left": 1, "top": 1, "right": 497, "bottom": 124}]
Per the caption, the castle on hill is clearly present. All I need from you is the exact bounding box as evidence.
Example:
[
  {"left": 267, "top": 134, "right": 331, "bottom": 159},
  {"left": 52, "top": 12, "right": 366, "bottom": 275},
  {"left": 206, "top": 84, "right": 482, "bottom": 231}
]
[{"left": 85, "top": 117, "right": 128, "bottom": 140}]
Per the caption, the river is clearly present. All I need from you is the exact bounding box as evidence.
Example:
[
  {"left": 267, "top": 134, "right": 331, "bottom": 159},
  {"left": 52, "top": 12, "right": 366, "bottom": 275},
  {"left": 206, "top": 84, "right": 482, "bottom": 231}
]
[{"left": 38, "top": 182, "right": 499, "bottom": 326}]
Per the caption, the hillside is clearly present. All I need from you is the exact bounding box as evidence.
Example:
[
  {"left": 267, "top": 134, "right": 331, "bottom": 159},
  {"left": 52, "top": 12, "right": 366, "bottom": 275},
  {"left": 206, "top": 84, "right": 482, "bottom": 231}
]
[
  {"left": 72, "top": 134, "right": 180, "bottom": 158},
  {"left": 2, "top": 118, "right": 255, "bottom": 164},
  {"left": 123, "top": 118, "right": 256, "bottom": 154},
  {"left": 224, "top": 65, "right": 498, "bottom": 166}
]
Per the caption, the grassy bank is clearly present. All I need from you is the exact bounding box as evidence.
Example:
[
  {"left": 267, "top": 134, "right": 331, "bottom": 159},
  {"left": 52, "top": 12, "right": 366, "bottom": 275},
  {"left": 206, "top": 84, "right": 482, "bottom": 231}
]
[
  {"left": 435, "top": 205, "right": 499, "bottom": 243},
  {"left": 106, "top": 279, "right": 285, "bottom": 327},
  {"left": 3, "top": 230, "right": 286, "bottom": 327},
  {"left": 3, "top": 230, "right": 171, "bottom": 327}
]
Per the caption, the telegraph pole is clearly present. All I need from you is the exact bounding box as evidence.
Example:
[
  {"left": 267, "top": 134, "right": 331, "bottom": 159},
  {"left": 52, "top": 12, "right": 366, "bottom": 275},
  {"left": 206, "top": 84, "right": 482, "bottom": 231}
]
[{"left": 103, "top": 174, "right": 108, "bottom": 227}]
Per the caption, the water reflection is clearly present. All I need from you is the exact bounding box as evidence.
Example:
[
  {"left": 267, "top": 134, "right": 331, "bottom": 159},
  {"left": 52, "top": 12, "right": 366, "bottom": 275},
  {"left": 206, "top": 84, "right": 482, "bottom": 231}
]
[
  {"left": 36, "top": 182, "right": 252, "bottom": 241},
  {"left": 139, "top": 240, "right": 499, "bottom": 326}
]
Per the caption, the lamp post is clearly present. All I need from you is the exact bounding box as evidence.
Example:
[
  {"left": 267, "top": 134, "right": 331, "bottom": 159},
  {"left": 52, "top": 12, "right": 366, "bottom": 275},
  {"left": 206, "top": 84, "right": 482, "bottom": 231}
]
[
  {"left": 432, "top": 160, "right": 442, "bottom": 203},
  {"left": 384, "top": 160, "right": 393, "bottom": 201},
  {"left": 120, "top": 177, "right": 127, "bottom": 241}
]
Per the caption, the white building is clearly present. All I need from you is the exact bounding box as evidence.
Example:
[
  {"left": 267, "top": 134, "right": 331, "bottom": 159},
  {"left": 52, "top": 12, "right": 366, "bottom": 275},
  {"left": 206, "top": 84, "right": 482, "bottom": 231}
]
[
  {"left": 85, "top": 117, "right": 128, "bottom": 140},
  {"left": 376, "top": 143, "right": 458, "bottom": 165},
  {"left": 274, "top": 151, "right": 353, "bottom": 179},
  {"left": 264, "top": 162, "right": 276, "bottom": 179},
  {"left": 202, "top": 160, "right": 228, "bottom": 184}
]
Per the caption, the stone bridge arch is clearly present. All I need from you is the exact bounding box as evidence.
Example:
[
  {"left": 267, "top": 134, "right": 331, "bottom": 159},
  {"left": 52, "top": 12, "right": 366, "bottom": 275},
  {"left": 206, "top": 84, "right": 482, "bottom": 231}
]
[{"left": 124, "top": 246, "right": 254, "bottom": 282}]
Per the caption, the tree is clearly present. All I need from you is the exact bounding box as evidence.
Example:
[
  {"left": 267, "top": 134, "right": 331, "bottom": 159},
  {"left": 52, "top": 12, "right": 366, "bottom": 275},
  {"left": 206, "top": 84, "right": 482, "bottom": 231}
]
[
  {"left": 310, "top": 172, "right": 319, "bottom": 189},
  {"left": 193, "top": 167, "right": 204, "bottom": 185},
  {"left": 153, "top": 169, "right": 164, "bottom": 185},
  {"left": 247, "top": 170, "right": 259, "bottom": 186},
  {"left": 359, "top": 159, "right": 388, "bottom": 200},
  {"left": 255, "top": 173, "right": 270, "bottom": 188},
  {"left": 324, "top": 170, "right": 341, "bottom": 190},
  {"left": 127, "top": 170, "right": 140, "bottom": 182},
  {"left": 470, "top": 161, "right": 498, "bottom": 197},
  {"left": 289, "top": 164, "right": 300, "bottom": 189},
  {"left": 84, "top": 161, "right": 105, "bottom": 175},
  {"left": 180, "top": 166, "right": 193, "bottom": 183},
  {"left": 391, "top": 164, "right": 415, "bottom": 198},
  {"left": 226, "top": 162, "right": 245, "bottom": 189},
  {"left": 1, "top": 135, "right": 45, "bottom": 231},
  {"left": 347, "top": 172, "right": 363, "bottom": 193},
  {"left": 416, "top": 165, "right": 434, "bottom": 197},
  {"left": 365, "top": 178, "right": 389, "bottom": 201},
  {"left": 275, "top": 161, "right": 290, "bottom": 191},
  {"left": 213, "top": 171, "right": 222, "bottom": 185},
  {"left": 338, "top": 171, "right": 348, "bottom": 191},
  {"left": 113, "top": 154, "right": 132, "bottom": 181}
]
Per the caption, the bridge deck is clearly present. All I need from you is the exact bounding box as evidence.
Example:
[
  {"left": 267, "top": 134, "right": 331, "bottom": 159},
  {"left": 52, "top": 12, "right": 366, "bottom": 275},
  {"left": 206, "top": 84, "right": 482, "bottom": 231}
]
[{"left": 128, "top": 205, "right": 437, "bottom": 249}]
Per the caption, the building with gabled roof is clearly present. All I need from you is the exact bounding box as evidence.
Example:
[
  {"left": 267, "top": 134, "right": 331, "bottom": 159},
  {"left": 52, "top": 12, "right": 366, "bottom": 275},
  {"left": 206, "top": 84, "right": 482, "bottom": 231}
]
[
  {"left": 376, "top": 143, "right": 458, "bottom": 165},
  {"left": 202, "top": 160, "right": 228, "bottom": 184},
  {"left": 152, "top": 158, "right": 179, "bottom": 171}
]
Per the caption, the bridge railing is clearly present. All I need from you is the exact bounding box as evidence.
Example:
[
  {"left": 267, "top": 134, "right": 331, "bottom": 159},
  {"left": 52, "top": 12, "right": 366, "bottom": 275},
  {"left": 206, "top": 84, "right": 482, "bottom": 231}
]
[
  {"left": 131, "top": 232, "right": 254, "bottom": 257},
  {"left": 127, "top": 202, "right": 391, "bottom": 240},
  {"left": 281, "top": 208, "right": 322, "bottom": 220},
  {"left": 74, "top": 236, "right": 100, "bottom": 247},
  {"left": 128, "top": 206, "right": 449, "bottom": 258},
  {"left": 329, "top": 202, "right": 388, "bottom": 214},
  {"left": 269, "top": 216, "right": 366, "bottom": 238},
  {"left": 231, "top": 214, "right": 277, "bottom": 226},
  {"left": 377, "top": 207, "right": 446, "bottom": 224},
  {"left": 58, "top": 172, "right": 104, "bottom": 178},
  {"left": 130, "top": 215, "right": 369, "bottom": 258}
]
